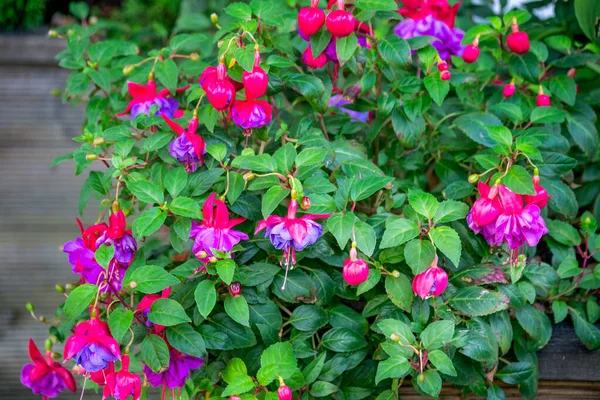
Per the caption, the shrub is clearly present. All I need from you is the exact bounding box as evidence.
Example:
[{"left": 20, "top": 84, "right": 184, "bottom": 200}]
[{"left": 22, "top": 1, "right": 600, "bottom": 399}]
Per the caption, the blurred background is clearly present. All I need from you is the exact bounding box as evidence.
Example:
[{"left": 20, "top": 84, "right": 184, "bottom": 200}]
[{"left": 0, "top": 0, "right": 599, "bottom": 399}]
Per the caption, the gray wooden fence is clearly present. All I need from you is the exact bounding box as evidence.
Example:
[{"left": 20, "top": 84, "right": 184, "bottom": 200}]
[{"left": 0, "top": 31, "right": 599, "bottom": 399}]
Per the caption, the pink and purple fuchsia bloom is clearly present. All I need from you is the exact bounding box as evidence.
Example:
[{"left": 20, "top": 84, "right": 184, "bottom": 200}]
[
  {"left": 21, "top": 339, "right": 76, "bottom": 399},
  {"left": 63, "top": 219, "right": 108, "bottom": 286},
  {"left": 329, "top": 89, "right": 370, "bottom": 123},
  {"left": 394, "top": 0, "right": 464, "bottom": 60},
  {"left": 231, "top": 98, "right": 273, "bottom": 129},
  {"left": 96, "top": 210, "right": 137, "bottom": 266},
  {"left": 144, "top": 348, "right": 204, "bottom": 393},
  {"left": 103, "top": 355, "right": 141, "bottom": 400},
  {"left": 256, "top": 192, "right": 330, "bottom": 289},
  {"left": 412, "top": 255, "right": 448, "bottom": 299},
  {"left": 342, "top": 245, "right": 369, "bottom": 286},
  {"left": 64, "top": 309, "right": 121, "bottom": 373},
  {"left": 116, "top": 79, "right": 188, "bottom": 119},
  {"left": 190, "top": 193, "right": 248, "bottom": 270},
  {"left": 163, "top": 111, "right": 207, "bottom": 173}
]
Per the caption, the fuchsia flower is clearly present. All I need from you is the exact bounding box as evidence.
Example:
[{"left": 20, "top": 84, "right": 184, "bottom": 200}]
[
  {"left": 412, "top": 255, "right": 448, "bottom": 299},
  {"left": 231, "top": 98, "right": 273, "bottom": 129},
  {"left": 342, "top": 245, "right": 369, "bottom": 286},
  {"left": 63, "top": 219, "right": 108, "bottom": 285},
  {"left": 144, "top": 348, "right": 204, "bottom": 394},
  {"left": 256, "top": 192, "right": 330, "bottom": 289},
  {"left": 21, "top": 339, "right": 76, "bottom": 399},
  {"left": 277, "top": 378, "right": 293, "bottom": 400},
  {"left": 329, "top": 90, "right": 370, "bottom": 123},
  {"left": 242, "top": 51, "right": 269, "bottom": 99},
  {"left": 394, "top": 0, "right": 464, "bottom": 60},
  {"left": 116, "top": 80, "right": 188, "bottom": 119},
  {"left": 96, "top": 210, "right": 137, "bottom": 266},
  {"left": 103, "top": 355, "right": 141, "bottom": 400},
  {"left": 64, "top": 309, "right": 121, "bottom": 373},
  {"left": 201, "top": 63, "right": 237, "bottom": 111},
  {"left": 162, "top": 111, "right": 206, "bottom": 173},
  {"left": 190, "top": 193, "right": 248, "bottom": 270},
  {"left": 136, "top": 287, "right": 172, "bottom": 332},
  {"left": 467, "top": 178, "right": 549, "bottom": 249}
]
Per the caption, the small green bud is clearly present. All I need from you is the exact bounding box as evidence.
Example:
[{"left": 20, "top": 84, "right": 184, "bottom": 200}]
[
  {"left": 92, "top": 137, "right": 105, "bottom": 146},
  {"left": 210, "top": 13, "right": 219, "bottom": 24},
  {"left": 123, "top": 64, "right": 135, "bottom": 76},
  {"left": 89, "top": 16, "right": 98, "bottom": 25},
  {"left": 190, "top": 53, "right": 200, "bottom": 62},
  {"left": 417, "top": 373, "right": 425, "bottom": 383},
  {"left": 468, "top": 174, "right": 479, "bottom": 184},
  {"left": 55, "top": 284, "right": 65, "bottom": 294},
  {"left": 48, "top": 30, "right": 59, "bottom": 38},
  {"left": 129, "top": 281, "right": 137, "bottom": 289},
  {"left": 392, "top": 270, "right": 400, "bottom": 278},
  {"left": 280, "top": 122, "right": 288, "bottom": 131},
  {"left": 86, "top": 154, "right": 98, "bottom": 161},
  {"left": 38, "top": 316, "right": 47, "bottom": 323},
  {"left": 50, "top": 88, "right": 61, "bottom": 97},
  {"left": 390, "top": 334, "right": 400, "bottom": 342},
  {"left": 65, "top": 283, "right": 77, "bottom": 291},
  {"left": 25, "top": 303, "right": 35, "bottom": 312},
  {"left": 45, "top": 339, "right": 53, "bottom": 351},
  {"left": 243, "top": 172, "right": 256, "bottom": 182}
]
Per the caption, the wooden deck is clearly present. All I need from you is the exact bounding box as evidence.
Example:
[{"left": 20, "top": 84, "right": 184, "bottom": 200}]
[{"left": 0, "top": 32, "right": 599, "bottom": 399}]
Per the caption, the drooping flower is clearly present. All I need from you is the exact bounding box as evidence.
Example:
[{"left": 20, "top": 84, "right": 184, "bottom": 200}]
[
  {"left": 303, "top": 46, "right": 328, "bottom": 69},
  {"left": 21, "top": 339, "right": 76, "bottom": 399},
  {"left": 524, "top": 175, "right": 550, "bottom": 209},
  {"left": 228, "top": 281, "right": 242, "bottom": 297},
  {"left": 298, "top": 0, "right": 325, "bottom": 37},
  {"left": 136, "top": 287, "right": 172, "bottom": 332},
  {"left": 231, "top": 98, "right": 273, "bottom": 129},
  {"left": 202, "top": 63, "right": 236, "bottom": 111},
  {"left": 144, "top": 348, "right": 204, "bottom": 391},
  {"left": 116, "top": 79, "right": 188, "bottom": 119},
  {"left": 256, "top": 191, "right": 330, "bottom": 289},
  {"left": 493, "top": 185, "right": 548, "bottom": 249},
  {"left": 190, "top": 193, "right": 248, "bottom": 270},
  {"left": 64, "top": 310, "right": 121, "bottom": 373},
  {"left": 63, "top": 219, "right": 108, "bottom": 285},
  {"left": 326, "top": 9, "right": 355, "bottom": 38},
  {"left": 412, "top": 256, "right": 448, "bottom": 299},
  {"left": 398, "top": 0, "right": 461, "bottom": 29},
  {"left": 503, "top": 83, "right": 516, "bottom": 98},
  {"left": 162, "top": 111, "right": 206, "bottom": 173},
  {"left": 277, "top": 378, "right": 293, "bottom": 400},
  {"left": 506, "top": 20, "right": 529, "bottom": 55},
  {"left": 471, "top": 182, "right": 502, "bottom": 227},
  {"left": 242, "top": 51, "right": 269, "bottom": 99},
  {"left": 394, "top": 15, "right": 465, "bottom": 60},
  {"left": 342, "top": 245, "right": 369, "bottom": 286},
  {"left": 103, "top": 355, "right": 141, "bottom": 400},
  {"left": 329, "top": 93, "right": 370, "bottom": 123},
  {"left": 96, "top": 210, "right": 137, "bottom": 266}
]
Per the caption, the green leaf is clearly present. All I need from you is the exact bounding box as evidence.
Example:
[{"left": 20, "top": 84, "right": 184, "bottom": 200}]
[
  {"left": 378, "top": 36, "right": 410, "bottom": 65},
  {"left": 108, "top": 309, "right": 134, "bottom": 343},
  {"left": 404, "top": 239, "right": 436, "bottom": 275},
  {"left": 225, "top": 295, "right": 250, "bottom": 327},
  {"left": 127, "top": 180, "right": 164, "bottom": 204},
  {"left": 64, "top": 284, "right": 97, "bottom": 320},
  {"left": 566, "top": 114, "right": 599, "bottom": 160},
  {"left": 310, "top": 381, "right": 339, "bottom": 397},
  {"left": 273, "top": 143, "right": 297, "bottom": 174},
  {"left": 351, "top": 176, "right": 393, "bottom": 201},
  {"left": 515, "top": 304, "right": 552, "bottom": 349},
  {"left": 574, "top": 0, "right": 600, "bottom": 44},
  {"left": 355, "top": 0, "right": 397, "bottom": 11},
  {"left": 449, "top": 287, "right": 510, "bottom": 317},
  {"left": 327, "top": 212, "right": 357, "bottom": 250},
  {"left": 289, "top": 305, "right": 328, "bottom": 332},
  {"left": 557, "top": 258, "right": 580, "bottom": 279},
  {"left": 496, "top": 165, "right": 535, "bottom": 195},
  {"left": 231, "top": 154, "right": 275, "bottom": 172},
  {"left": 222, "top": 375, "right": 255, "bottom": 397},
  {"left": 487, "top": 125, "right": 513, "bottom": 147},
  {"left": 421, "top": 320, "right": 455, "bottom": 350},
  {"left": 321, "top": 327, "right": 368, "bottom": 352},
  {"left": 530, "top": 107, "right": 566, "bottom": 124},
  {"left": 310, "top": 29, "right": 332, "bottom": 57},
  {"left": 296, "top": 147, "right": 329, "bottom": 168},
  {"left": 234, "top": 46, "right": 255, "bottom": 72},
  {"left": 489, "top": 311, "right": 513, "bottom": 355},
  {"left": 497, "top": 362, "right": 535, "bottom": 384},
  {"left": 226, "top": 171, "right": 245, "bottom": 205},
  {"left": 490, "top": 103, "right": 523, "bottom": 123},
  {"left": 155, "top": 59, "right": 178, "bottom": 95},
  {"left": 130, "top": 265, "right": 179, "bottom": 294},
  {"left": 257, "top": 342, "right": 297, "bottom": 385},
  {"left": 408, "top": 189, "right": 439, "bottom": 219},
  {"left": 380, "top": 221, "right": 418, "bottom": 251},
  {"left": 423, "top": 74, "right": 450, "bottom": 106},
  {"left": 169, "top": 197, "right": 201, "bottom": 219},
  {"left": 166, "top": 324, "right": 206, "bottom": 358},
  {"left": 429, "top": 226, "right": 461, "bottom": 266},
  {"left": 546, "top": 219, "right": 581, "bottom": 246},
  {"left": 433, "top": 200, "right": 469, "bottom": 224},
  {"left": 69, "top": 1, "right": 89, "bottom": 19},
  {"left": 95, "top": 245, "right": 114, "bottom": 269},
  {"left": 261, "top": 186, "right": 290, "bottom": 219},
  {"left": 455, "top": 112, "right": 502, "bottom": 147},
  {"left": 549, "top": 75, "right": 576, "bottom": 106},
  {"left": 141, "top": 334, "right": 170, "bottom": 373},
  {"left": 552, "top": 300, "right": 568, "bottom": 323},
  {"left": 415, "top": 370, "right": 442, "bottom": 398},
  {"left": 570, "top": 307, "right": 600, "bottom": 350},
  {"left": 165, "top": 167, "right": 188, "bottom": 198},
  {"left": 487, "top": 384, "right": 506, "bottom": 400},
  {"left": 206, "top": 143, "right": 227, "bottom": 162},
  {"left": 195, "top": 280, "right": 217, "bottom": 318},
  {"left": 428, "top": 350, "right": 457, "bottom": 376},
  {"left": 353, "top": 220, "right": 376, "bottom": 257},
  {"left": 88, "top": 68, "right": 111, "bottom": 92},
  {"left": 375, "top": 357, "right": 411, "bottom": 384},
  {"left": 377, "top": 319, "right": 415, "bottom": 344},
  {"left": 336, "top": 33, "right": 358, "bottom": 64},
  {"left": 509, "top": 53, "right": 540, "bottom": 83},
  {"left": 216, "top": 260, "right": 236, "bottom": 285},
  {"left": 224, "top": 2, "right": 252, "bottom": 19},
  {"left": 385, "top": 274, "right": 413, "bottom": 312},
  {"left": 148, "top": 298, "right": 191, "bottom": 326},
  {"left": 133, "top": 207, "right": 168, "bottom": 237},
  {"left": 303, "top": 352, "right": 327, "bottom": 384},
  {"left": 223, "top": 358, "right": 248, "bottom": 384}
]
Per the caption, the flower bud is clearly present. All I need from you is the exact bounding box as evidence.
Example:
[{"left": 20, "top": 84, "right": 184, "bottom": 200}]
[
  {"left": 567, "top": 68, "right": 577, "bottom": 78},
  {"left": 55, "top": 284, "right": 65, "bottom": 294},
  {"left": 298, "top": 4, "right": 325, "bottom": 37},
  {"left": 65, "top": 283, "right": 77, "bottom": 291},
  {"left": 112, "top": 200, "right": 120, "bottom": 213},
  {"left": 123, "top": 64, "right": 135, "bottom": 76},
  {"left": 390, "top": 334, "right": 400, "bottom": 342},
  {"left": 209, "top": 256, "right": 218, "bottom": 263},
  {"left": 536, "top": 94, "right": 550, "bottom": 107},
  {"left": 462, "top": 44, "right": 480, "bottom": 64},
  {"left": 436, "top": 61, "right": 448, "bottom": 72},
  {"left": 468, "top": 174, "right": 479, "bottom": 184},
  {"left": 392, "top": 270, "right": 400, "bottom": 278},
  {"left": 129, "top": 281, "right": 137, "bottom": 289},
  {"left": 93, "top": 137, "right": 105, "bottom": 146},
  {"left": 190, "top": 52, "right": 200, "bottom": 61},
  {"left": 228, "top": 281, "right": 242, "bottom": 297},
  {"left": 50, "top": 88, "right": 62, "bottom": 96},
  {"left": 277, "top": 382, "right": 293, "bottom": 400},
  {"left": 48, "top": 30, "right": 59, "bottom": 38},
  {"left": 280, "top": 122, "right": 288, "bottom": 131},
  {"left": 243, "top": 172, "right": 256, "bottom": 182},
  {"left": 26, "top": 303, "right": 35, "bottom": 312},
  {"left": 326, "top": 9, "right": 355, "bottom": 38},
  {"left": 507, "top": 30, "right": 530, "bottom": 55},
  {"left": 302, "top": 47, "right": 327, "bottom": 69},
  {"left": 210, "top": 13, "right": 219, "bottom": 24},
  {"left": 39, "top": 316, "right": 47, "bottom": 323},
  {"left": 412, "top": 265, "right": 448, "bottom": 299},
  {"left": 418, "top": 373, "right": 425, "bottom": 383},
  {"left": 44, "top": 339, "right": 53, "bottom": 351},
  {"left": 343, "top": 247, "right": 369, "bottom": 286},
  {"left": 300, "top": 196, "right": 311, "bottom": 211},
  {"left": 86, "top": 154, "right": 98, "bottom": 161},
  {"left": 196, "top": 250, "right": 208, "bottom": 259},
  {"left": 89, "top": 16, "right": 98, "bottom": 25},
  {"left": 440, "top": 70, "right": 451, "bottom": 81},
  {"left": 229, "top": 397, "right": 241, "bottom": 400},
  {"left": 502, "top": 83, "right": 516, "bottom": 98}
]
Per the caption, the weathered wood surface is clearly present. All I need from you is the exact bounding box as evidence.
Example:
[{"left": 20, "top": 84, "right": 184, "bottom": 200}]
[{"left": 0, "top": 32, "right": 599, "bottom": 399}]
